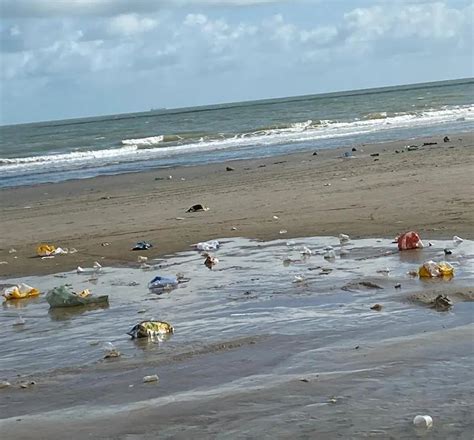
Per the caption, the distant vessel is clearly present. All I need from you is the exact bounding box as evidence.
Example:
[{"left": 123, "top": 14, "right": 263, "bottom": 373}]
[{"left": 150, "top": 107, "right": 166, "bottom": 112}]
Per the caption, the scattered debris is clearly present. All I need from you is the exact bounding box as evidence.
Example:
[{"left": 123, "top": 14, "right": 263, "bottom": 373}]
[
  {"left": 418, "top": 261, "right": 454, "bottom": 278},
  {"left": 453, "top": 235, "right": 464, "bottom": 245},
  {"left": 397, "top": 231, "right": 424, "bottom": 251},
  {"left": 132, "top": 241, "right": 153, "bottom": 251},
  {"left": 148, "top": 275, "right": 179, "bottom": 292},
  {"left": 413, "top": 415, "right": 433, "bottom": 429},
  {"left": 8, "top": 248, "right": 17, "bottom": 254},
  {"left": 226, "top": 166, "right": 234, "bottom": 171},
  {"left": 312, "top": 151, "right": 318, "bottom": 156},
  {"left": 187, "top": 204, "right": 209, "bottom": 212},
  {"left": 46, "top": 285, "right": 109, "bottom": 308},
  {"left": 370, "top": 153, "right": 379, "bottom": 157},
  {"left": 423, "top": 142, "right": 437, "bottom": 146},
  {"left": 3, "top": 283, "right": 40, "bottom": 301},
  {"left": 0, "top": 380, "right": 12, "bottom": 389},
  {"left": 101, "top": 242, "right": 111, "bottom": 247},
  {"left": 444, "top": 249, "right": 452, "bottom": 255},
  {"left": 143, "top": 374, "right": 159, "bottom": 383},
  {"left": 204, "top": 254, "right": 219, "bottom": 269},
  {"left": 432, "top": 294, "right": 452, "bottom": 311},
  {"left": 36, "top": 244, "right": 69, "bottom": 257},
  {"left": 342, "top": 281, "right": 383, "bottom": 291},
  {"left": 279, "top": 229, "right": 288, "bottom": 234},
  {"left": 443, "top": 136, "right": 450, "bottom": 143},
  {"left": 137, "top": 256, "right": 148, "bottom": 263},
  {"left": 103, "top": 342, "right": 121, "bottom": 359},
  {"left": 394, "top": 283, "right": 402, "bottom": 289},
  {"left": 352, "top": 147, "right": 357, "bottom": 152},
  {"left": 370, "top": 304, "right": 383, "bottom": 311},
  {"left": 13, "top": 315, "right": 26, "bottom": 326},
  {"left": 231, "top": 226, "right": 237, "bottom": 231},
  {"left": 300, "top": 246, "right": 312, "bottom": 256},
  {"left": 127, "top": 320, "right": 174, "bottom": 339},
  {"left": 273, "top": 215, "right": 279, "bottom": 220},
  {"left": 339, "top": 233, "right": 350, "bottom": 244},
  {"left": 193, "top": 240, "right": 220, "bottom": 252},
  {"left": 406, "top": 145, "right": 419, "bottom": 151}
]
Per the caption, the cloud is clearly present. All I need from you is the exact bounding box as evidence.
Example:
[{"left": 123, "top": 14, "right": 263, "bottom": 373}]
[
  {"left": 0, "top": 0, "right": 290, "bottom": 18},
  {"left": 107, "top": 14, "right": 158, "bottom": 37}
]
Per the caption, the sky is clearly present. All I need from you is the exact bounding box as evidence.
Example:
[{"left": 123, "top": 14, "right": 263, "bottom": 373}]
[{"left": 0, "top": 0, "right": 473, "bottom": 125}]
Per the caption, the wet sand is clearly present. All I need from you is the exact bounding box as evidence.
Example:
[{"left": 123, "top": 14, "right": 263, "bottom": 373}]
[{"left": 1, "top": 132, "right": 473, "bottom": 277}]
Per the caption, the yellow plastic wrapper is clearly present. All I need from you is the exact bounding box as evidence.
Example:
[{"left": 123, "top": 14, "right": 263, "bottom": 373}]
[
  {"left": 37, "top": 244, "right": 56, "bottom": 257},
  {"left": 418, "top": 261, "right": 454, "bottom": 278},
  {"left": 3, "top": 283, "right": 40, "bottom": 301},
  {"left": 77, "top": 289, "right": 91, "bottom": 298}
]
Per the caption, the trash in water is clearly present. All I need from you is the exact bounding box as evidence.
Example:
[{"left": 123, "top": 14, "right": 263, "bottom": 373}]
[
  {"left": 193, "top": 240, "right": 220, "bottom": 252},
  {"left": 376, "top": 268, "right": 390, "bottom": 275},
  {"left": 323, "top": 249, "right": 336, "bottom": 260},
  {"left": 148, "top": 275, "right": 179, "bottom": 292},
  {"left": 432, "top": 294, "right": 452, "bottom": 311},
  {"left": 300, "top": 246, "right": 312, "bottom": 256},
  {"left": 293, "top": 274, "right": 306, "bottom": 283},
  {"left": 394, "top": 283, "right": 402, "bottom": 289},
  {"left": 204, "top": 254, "right": 219, "bottom": 269},
  {"left": 103, "top": 342, "right": 121, "bottom": 359},
  {"left": 413, "top": 415, "right": 433, "bottom": 429},
  {"left": 132, "top": 241, "right": 153, "bottom": 251},
  {"left": 127, "top": 320, "right": 174, "bottom": 339},
  {"left": 46, "top": 285, "right": 109, "bottom": 308},
  {"left": 137, "top": 256, "right": 148, "bottom": 263},
  {"left": 187, "top": 204, "right": 209, "bottom": 212},
  {"left": 418, "top": 261, "right": 454, "bottom": 278},
  {"left": 339, "top": 233, "right": 350, "bottom": 244},
  {"left": 0, "top": 380, "right": 11, "bottom": 389},
  {"left": 370, "top": 304, "right": 383, "bottom": 311},
  {"left": 340, "top": 248, "right": 350, "bottom": 256},
  {"left": 2, "top": 283, "right": 40, "bottom": 301},
  {"left": 143, "top": 374, "right": 159, "bottom": 383},
  {"left": 453, "top": 235, "right": 464, "bottom": 245},
  {"left": 444, "top": 249, "right": 453, "bottom": 255},
  {"left": 397, "top": 231, "right": 424, "bottom": 251}
]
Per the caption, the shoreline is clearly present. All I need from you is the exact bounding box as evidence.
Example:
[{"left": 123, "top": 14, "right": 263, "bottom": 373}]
[{"left": 1, "top": 131, "right": 473, "bottom": 278}]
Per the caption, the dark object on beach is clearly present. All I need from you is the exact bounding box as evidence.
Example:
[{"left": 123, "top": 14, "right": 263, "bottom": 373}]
[
  {"left": 154, "top": 177, "right": 165, "bottom": 181},
  {"left": 352, "top": 147, "right": 357, "bottom": 152},
  {"left": 394, "top": 283, "right": 402, "bottom": 289},
  {"left": 395, "top": 150, "right": 400, "bottom": 153},
  {"left": 46, "top": 285, "right": 109, "bottom": 308},
  {"left": 342, "top": 281, "right": 383, "bottom": 291},
  {"left": 127, "top": 320, "right": 174, "bottom": 339},
  {"left": 407, "top": 145, "right": 419, "bottom": 151},
  {"left": 370, "top": 153, "right": 379, "bottom": 157},
  {"left": 354, "top": 345, "right": 360, "bottom": 350},
  {"left": 432, "top": 294, "right": 452, "bottom": 311},
  {"left": 444, "top": 249, "right": 453, "bottom": 255},
  {"left": 226, "top": 166, "right": 234, "bottom": 171},
  {"left": 300, "top": 378, "right": 309, "bottom": 383},
  {"left": 132, "top": 241, "right": 153, "bottom": 251},
  {"left": 187, "top": 204, "right": 209, "bottom": 213},
  {"left": 258, "top": 164, "right": 266, "bottom": 168},
  {"left": 373, "top": 158, "right": 379, "bottom": 161},
  {"left": 423, "top": 142, "right": 438, "bottom": 146},
  {"left": 312, "top": 151, "right": 318, "bottom": 156},
  {"left": 370, "top": 304, "right": 383, "bottom": 311},
  {"left": 443, "top": 136, "right": 450, "bottom": 143}
]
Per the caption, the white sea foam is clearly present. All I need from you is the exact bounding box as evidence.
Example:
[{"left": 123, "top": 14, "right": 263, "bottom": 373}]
[
  {"left": 1, "top": 105, "right": 472, "bottom": 173},
  {"left": 121, "top": 135, "right": 164, "bottom": 146}
]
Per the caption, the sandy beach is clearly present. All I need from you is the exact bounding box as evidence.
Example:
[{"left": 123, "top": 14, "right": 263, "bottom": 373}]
[{"left": 1, "top": 132, "right": 473, "bottom": 277}]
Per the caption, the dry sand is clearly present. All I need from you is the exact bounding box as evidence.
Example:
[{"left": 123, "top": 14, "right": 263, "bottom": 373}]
[{"left": 1, "top": 132, "right": 473, "bottom": 277}]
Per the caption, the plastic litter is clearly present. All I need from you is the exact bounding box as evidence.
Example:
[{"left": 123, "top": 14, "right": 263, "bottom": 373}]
[
  {"left": 397, "top": 231, "right": 424, "bottom": 251},
  {"left": 300, "top": 246, "right": 312, "bottom": 256},
  {"left": 187, "top": 204, "right": 209, "bottom": 212},
  {"left": 193, "top": 240, "right": 220, "bottom": 251},
  {"left": 46, "top": 285, "right": 109, "bottom": 308},
  {"left": 132, "top": 241, "right": 153, "bottom": 251},
  {"left": 370, "top": 304, "right": 383, "bottom": 311},
  {"left": 143, "top": 374, "right": 159, "bottom": 383},
  {"left": 413, "top": 415, "right": 433, "bottom": 429},
  {"left": 148, "top": 275, "right": 179, "bottom": 291},
  {"left": 36, "top": 244, "right": 69, "bottom": 257},
  {"left": 418, "top": 261, "right": 454, "bottom": 278},
  {"left": 127, "top": 320, "right": 174, "bottom": 339},
  {"left": 324, "top": 249, "right": 336, "bottom": 260},
  {"left": 279, "top": 229, "right": 288, "bottom": 234},
  {"left": 3, "top": 283, "right": 40, "bottom": 301},
  {"left": 8, "top": 248, "right": 17, "bottom": 254},
  {"left": 13, "top": 314, "right": 26, "bottom": 326},
  {"left": 103, "top": 342, "right": 121, "bottom": 359},
  {"left": 339, "top": 234, "right": 350, "bottom": 244},
  {"left": 204, "top": 254, "right": 219, "bottom": 269},
  {"left": 453, "top": 235, "right": 464, "bottom": 245},
  {"left": 137, "top": 256, "right": 148, "bottom": 263}
]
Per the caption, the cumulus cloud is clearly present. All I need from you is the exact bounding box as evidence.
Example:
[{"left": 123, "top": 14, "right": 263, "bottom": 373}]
[{"left": 107, "top": 14, "right": 158, "bottom": 37}]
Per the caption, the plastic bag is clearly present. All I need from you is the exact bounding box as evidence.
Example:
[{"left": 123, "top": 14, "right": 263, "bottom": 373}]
[
  {"left": 37, "top": 244, "right": 56, "bottom": 256},
  {"left": 194, "top": 240, "right": 220, "bottom": 251},
  {"left": 398, "top": 231, "right": 424, "bottom": 251},
  {"left": 3, "top": 283, "right": 40, "bottom": 301},
  {"left": 148, "top": 275, "right": 178, "bottom": 291},
  {"left": 418, "top": 261, "right": 454, "bottom": 278},
  {"left": 127, "top": 320, "right": 174, "bottom": 338}
]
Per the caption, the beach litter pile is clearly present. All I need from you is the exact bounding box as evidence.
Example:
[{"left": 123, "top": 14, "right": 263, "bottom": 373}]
[
  {"left": 418, "top": 261, "right": 454, "bottom": 278},
  {"left": 37, "top": 243, "right": 77, "bottom": 258},
  {"left": 132, "top": 241, "right": 153, "bottom": 251},
  {"left": 148, "top": 275, "right": 179, "bottom": 293}
]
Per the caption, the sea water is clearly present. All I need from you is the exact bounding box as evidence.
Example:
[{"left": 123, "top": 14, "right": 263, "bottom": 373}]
[{"left": 0, "top": 78, "right": 473, "bottom": 187}]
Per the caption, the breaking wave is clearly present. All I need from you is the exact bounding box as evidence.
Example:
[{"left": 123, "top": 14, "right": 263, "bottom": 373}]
[{"left": 1, "top": 104, "right": 472, "bottom": 174}]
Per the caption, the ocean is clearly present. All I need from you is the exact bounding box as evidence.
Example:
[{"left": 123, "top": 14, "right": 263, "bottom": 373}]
[{"left": 0, "top": 78, "right": 473, "bottom": 188}]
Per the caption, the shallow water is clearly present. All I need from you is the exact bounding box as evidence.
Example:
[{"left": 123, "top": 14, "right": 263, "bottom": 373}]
[{"left": 1, "top": 236, "right": 473, "bottom": 438}]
